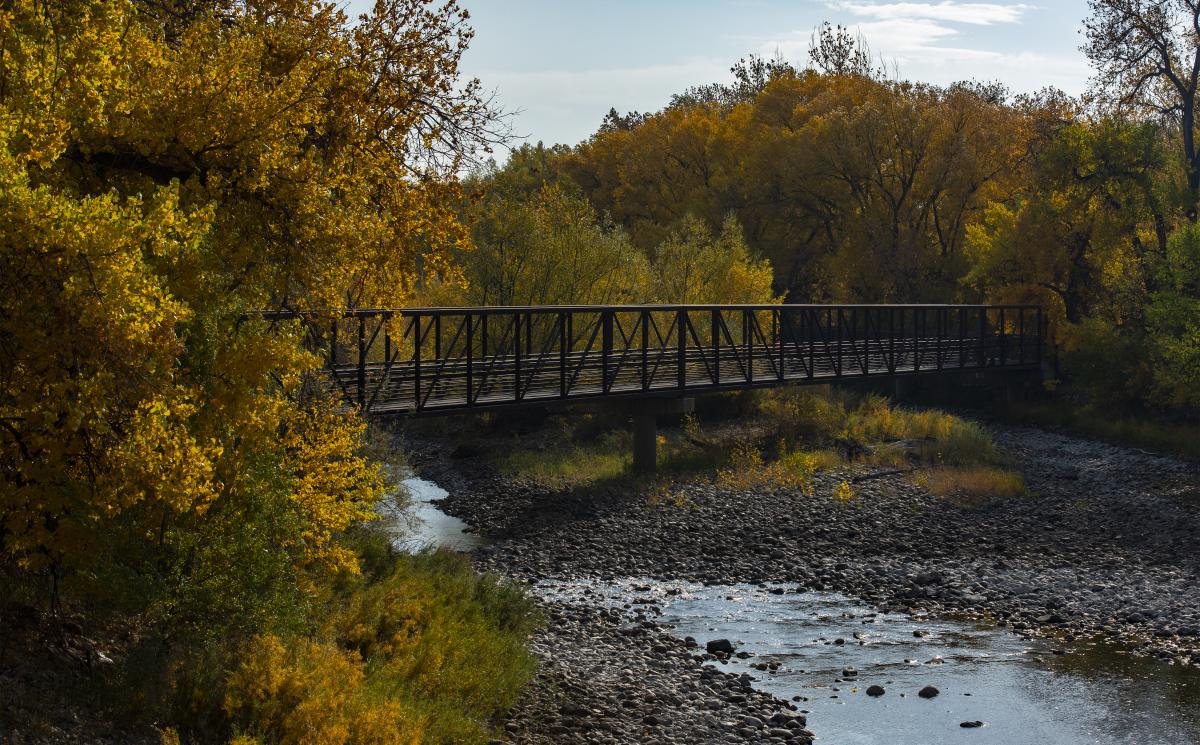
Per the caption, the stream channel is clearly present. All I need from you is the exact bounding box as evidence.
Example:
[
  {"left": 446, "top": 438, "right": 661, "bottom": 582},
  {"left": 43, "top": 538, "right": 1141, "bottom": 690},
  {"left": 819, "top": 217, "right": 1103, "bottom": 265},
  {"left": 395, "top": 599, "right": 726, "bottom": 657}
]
[{"left": 386, "top": 476, "right": 1200, "bottom": 745}]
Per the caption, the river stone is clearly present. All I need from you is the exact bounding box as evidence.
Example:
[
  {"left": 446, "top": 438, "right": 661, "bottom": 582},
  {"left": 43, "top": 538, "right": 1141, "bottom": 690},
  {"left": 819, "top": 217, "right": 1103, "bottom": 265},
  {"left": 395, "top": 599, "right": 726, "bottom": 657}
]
[
  {"left": 706, "top": 638, "right": 735, "bottom": 654},
  {"left": 866, "top": 685, "right": 886, "bottom": 697},
  {"left": 918, "top": 685, "right": 940, "bottom": 699},
  {"left": 960, "top": 720, "right": 984, "bottom": 728}
]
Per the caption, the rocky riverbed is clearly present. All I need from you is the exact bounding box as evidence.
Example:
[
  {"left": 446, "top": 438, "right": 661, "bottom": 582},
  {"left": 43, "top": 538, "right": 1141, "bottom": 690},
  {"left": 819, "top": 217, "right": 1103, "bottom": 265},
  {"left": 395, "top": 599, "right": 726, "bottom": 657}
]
[{"left": 405, "top": 416, "right": 1200, "bottom": 743}]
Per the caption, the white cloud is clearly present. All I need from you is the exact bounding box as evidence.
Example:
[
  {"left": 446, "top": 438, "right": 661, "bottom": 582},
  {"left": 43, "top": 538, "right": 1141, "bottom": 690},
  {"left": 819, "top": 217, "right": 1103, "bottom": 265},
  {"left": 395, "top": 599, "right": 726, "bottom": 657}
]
[{"left": 831, "top": 1, "right": 1030, "bottom": 25}]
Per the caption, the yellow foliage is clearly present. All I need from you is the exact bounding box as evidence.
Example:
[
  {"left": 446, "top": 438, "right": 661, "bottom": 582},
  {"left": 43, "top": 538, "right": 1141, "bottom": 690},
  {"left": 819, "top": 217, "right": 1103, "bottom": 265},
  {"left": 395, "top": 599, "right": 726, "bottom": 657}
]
[
  {"left": 224, "top": 552, "right": 539, "bottom": 745},
  {"left": 224, "top": 635, "right": 425, "bottom": 745},
  {"left": 0, "top": 0, "right": 493, "bottom": 634},
  {"left": 715, "top": 442, "right": 813, "bottom": 494},
  {"left": 833, "top": 480, "right": 856, "bottom": 503}
]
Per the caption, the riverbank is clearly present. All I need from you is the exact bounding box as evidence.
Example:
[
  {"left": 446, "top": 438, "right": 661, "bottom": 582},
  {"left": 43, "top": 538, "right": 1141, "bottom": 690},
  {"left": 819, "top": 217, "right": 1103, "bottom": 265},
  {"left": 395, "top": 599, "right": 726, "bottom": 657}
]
[{"left": 406, "top": 409, "right": 1200, "bottom": 741}]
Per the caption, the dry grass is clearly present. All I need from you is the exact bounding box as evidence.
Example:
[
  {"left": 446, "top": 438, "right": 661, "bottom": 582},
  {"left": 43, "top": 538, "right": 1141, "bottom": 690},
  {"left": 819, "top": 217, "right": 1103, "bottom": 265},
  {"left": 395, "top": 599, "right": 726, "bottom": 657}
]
[
  {"left": 496, "top": 428, "right": 632, "bottom": 487},
  {"left": 915, "top": 466, "right": 1026, "bottom": 501}
]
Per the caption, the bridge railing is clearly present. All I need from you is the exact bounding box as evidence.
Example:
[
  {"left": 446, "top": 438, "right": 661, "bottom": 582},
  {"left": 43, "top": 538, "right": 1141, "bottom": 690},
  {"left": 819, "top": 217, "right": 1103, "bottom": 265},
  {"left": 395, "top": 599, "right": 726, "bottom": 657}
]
[{"left": 256, "top": 304, "right": 1042, "bottom": 414}]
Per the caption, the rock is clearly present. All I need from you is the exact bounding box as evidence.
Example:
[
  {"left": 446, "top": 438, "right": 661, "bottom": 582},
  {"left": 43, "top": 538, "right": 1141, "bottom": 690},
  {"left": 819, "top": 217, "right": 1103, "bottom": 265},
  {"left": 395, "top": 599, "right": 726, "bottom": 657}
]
[
  {"left": 842, "top": 667, "right": 858, "bottom": 677},
  {"left": 706, "top": 638, "right": 735, "bottom": 655},
  {"left": 914, "top": 571, "right": 942, "bottom": 586},
  {"left": 866, "top": 685, "right": 886, "bottom": 697},
  {"left": 960, "top": 720, "right": 984, "bottom": 728},
  {"left": 918, "top": 685, "right": 940, "bottom": 699}
]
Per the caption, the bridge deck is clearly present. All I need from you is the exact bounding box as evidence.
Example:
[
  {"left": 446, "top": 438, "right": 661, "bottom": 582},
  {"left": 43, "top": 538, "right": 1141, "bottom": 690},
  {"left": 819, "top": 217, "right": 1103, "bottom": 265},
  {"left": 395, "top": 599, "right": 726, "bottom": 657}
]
[{"left": 260, "top": 304, "right": 1042, "bottom": 415}]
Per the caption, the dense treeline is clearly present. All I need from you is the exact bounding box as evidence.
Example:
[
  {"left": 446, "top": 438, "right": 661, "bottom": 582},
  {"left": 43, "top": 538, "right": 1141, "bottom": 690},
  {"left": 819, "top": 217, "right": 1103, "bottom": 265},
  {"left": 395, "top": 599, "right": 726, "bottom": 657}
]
[
  {"left": 447, "top": 16, "right": 1199, "bottom": 417},
  {"left": 0, "top": 1, "right": 536, "bottom": 742}
]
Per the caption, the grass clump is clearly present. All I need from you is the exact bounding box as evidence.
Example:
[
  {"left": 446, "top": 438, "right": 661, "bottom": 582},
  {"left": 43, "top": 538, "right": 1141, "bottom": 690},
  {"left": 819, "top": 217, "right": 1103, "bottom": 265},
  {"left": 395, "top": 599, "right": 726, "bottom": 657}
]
[
  {"left": 916, "top": 467, "right": 1026, "bottom": 502},
  {"left": 498, "top": 429, "right": 631, "bottom": 487}
]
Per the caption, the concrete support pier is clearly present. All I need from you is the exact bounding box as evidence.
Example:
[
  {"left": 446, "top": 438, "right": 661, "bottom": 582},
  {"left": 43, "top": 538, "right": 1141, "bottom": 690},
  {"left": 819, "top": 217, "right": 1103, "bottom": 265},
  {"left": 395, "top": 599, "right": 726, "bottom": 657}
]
[{"left": 632, "top": 397, "right": 695, "bottom": 474}]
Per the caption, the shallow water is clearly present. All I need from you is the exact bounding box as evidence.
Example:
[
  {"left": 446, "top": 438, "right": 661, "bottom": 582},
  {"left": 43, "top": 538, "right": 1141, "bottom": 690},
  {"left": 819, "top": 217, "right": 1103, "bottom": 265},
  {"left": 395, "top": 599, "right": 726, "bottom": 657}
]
[
  {"left": 538, "top": 578, "right": 1200, "bottom": 745},
  {"left": 400, "top": 482, "right": 1200, "bottom": 745},
  {"left": 377, "top": 476, "right": 488, "bottom": 552}
]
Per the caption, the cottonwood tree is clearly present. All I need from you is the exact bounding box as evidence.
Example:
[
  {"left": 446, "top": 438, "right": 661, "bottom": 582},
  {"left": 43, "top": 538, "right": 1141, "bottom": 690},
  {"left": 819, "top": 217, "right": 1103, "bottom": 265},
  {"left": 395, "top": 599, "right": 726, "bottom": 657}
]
[
  {"left": 1084, "top": 0, "right": 1200, "bottom": 219},
  {"left": 0, "top": 0, "right": 502, "bottom": 638}
]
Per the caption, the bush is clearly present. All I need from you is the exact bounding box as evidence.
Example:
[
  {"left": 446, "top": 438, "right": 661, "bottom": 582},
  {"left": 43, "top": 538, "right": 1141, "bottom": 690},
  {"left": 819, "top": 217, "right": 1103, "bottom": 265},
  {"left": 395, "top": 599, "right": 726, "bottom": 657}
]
[
  {"left": 224, "top": 551, "right": 540, "bottom": 745},
  {"left": 757, "top": 388, "right": 1005, "bottom": 467}
]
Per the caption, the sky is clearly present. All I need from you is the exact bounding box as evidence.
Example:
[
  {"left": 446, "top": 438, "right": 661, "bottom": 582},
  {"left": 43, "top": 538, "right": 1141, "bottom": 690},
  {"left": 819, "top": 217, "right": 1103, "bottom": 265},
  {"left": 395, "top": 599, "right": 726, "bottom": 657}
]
[{"left": 345, "top": 1, "right": 1095, "bottom": 154}]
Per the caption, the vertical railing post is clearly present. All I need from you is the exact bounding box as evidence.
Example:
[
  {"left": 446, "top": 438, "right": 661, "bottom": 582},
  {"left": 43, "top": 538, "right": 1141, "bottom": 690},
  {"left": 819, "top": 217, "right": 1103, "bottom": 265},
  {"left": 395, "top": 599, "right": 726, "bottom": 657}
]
[
  {"left": 745, "top": 309, "right": 754, "bottom": 383},
  {"left": 481, "top": 313, "right": 488, "bottom": 359},
  {"left": 466, "top": 313, "right": 474, "bottom": 405},
  {"left": 776, "top": 308, "right": 785, "bottom": 381},
  {"left": 1037, "top": 306, "right": 1044, "bottom": 367},
  {"left": 807, "top": 309, "right": 816, "bottom": 379},
  {"left": 999, "top": 307, "right": 1007, "bottom": 366},
  {"left": 914, "top": 308, "right": 923, "bottom": 373},
  {"left": 526, "top": 311, "right": 533, "bottom": 362},
  {"left": 959, "top": 307, "right": 966, "bottom": 369},
  {"left": 835, "top": 308, "right": 843, "bottom": 377},
  {"left": 1018, "top": 307, "right": 1025, "bottom": 365},
  {"left": 677, "top": 309, "right": 687, "bottom": 390},
  {"left": 641, "top": 310, "right": 650, "bottom": 390},
  {"left": 513, "top": 312, "right": 522, "bottom": 401},
  {"left": 434, "top": 314, "right": 441, "bottom": 360},
  {"left": 888, "top": 307, "right": 896, "bottom": 373},
  {"left": 712, "top": 309, "right": 720, "bottom": 386},
  {"left": 602, "top": 310, "right": 613, "bottom": 393},
  {"left": 978, "top": 308, "right": 987, "bottom": 367},
  {"left": 936, "top": 307, "right": 944, "bottom": 371},
  {"left": 357, "top": 315, "right": 366, "bottom": 408},
  {"left": 329, "top": 320, "right": 338, "bottom": 366},
  {"left": 559, "top": 311, "right": 568, "bottom": 398},
  {"left": 412, "top": 315, "right": 422, "bottom": 412}
]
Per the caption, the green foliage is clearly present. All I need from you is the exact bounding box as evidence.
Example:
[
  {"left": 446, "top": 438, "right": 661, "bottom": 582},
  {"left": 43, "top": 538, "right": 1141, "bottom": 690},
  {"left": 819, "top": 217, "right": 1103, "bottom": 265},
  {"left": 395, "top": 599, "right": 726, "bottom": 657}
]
[
  {"left": 650, "top": 215, "right": 778, "bottom": 303},
  {"left": 756, "top": 387, "right": 1008, "bottom": 468},
  {"left": 224, "top": 551, "right": 540, "bottom": 745},
  {"left": 497, "top": 428, "right": 633, "bottom": 487},
  {"left": 1005, "top": 401, "right": 1200, "bottom": 460},
  {"left": 1148, "top": 221, "right": 1200, "bottom": 407},
  {"left": 455, "top": 184, "right": 649, "bottom": 306}
]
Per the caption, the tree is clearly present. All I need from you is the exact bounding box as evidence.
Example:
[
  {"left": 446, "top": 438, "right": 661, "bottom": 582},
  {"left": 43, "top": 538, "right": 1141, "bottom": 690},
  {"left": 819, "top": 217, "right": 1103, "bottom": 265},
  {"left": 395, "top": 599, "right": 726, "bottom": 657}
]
[
  {"left": 808, "top": 22, "right": 875, "bottom": 78},
  {"left": 0, "top": 0, "right": 499, "bottom": 639},
  {"left": 1147, "top": 221, "right": 1200, "bottom": 405},
  {"left": 459, "top": 184, "right": 648, "bottom": 306},
  {"left": 671, "top": 54, "right": 798, "bottom": 109},
  {"left": 1084, "top": 0, "right": 1200, "bottom": 219},
  {"left": 648, "top": 215, "right": 777, "bottom": 304}
]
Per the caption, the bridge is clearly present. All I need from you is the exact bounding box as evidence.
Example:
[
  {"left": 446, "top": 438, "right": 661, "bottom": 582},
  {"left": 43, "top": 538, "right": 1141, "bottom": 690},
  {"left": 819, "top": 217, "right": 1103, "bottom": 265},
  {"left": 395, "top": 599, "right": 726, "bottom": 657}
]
[{"left": 261, "top": 304, "right": 1042, "bottom": 471}]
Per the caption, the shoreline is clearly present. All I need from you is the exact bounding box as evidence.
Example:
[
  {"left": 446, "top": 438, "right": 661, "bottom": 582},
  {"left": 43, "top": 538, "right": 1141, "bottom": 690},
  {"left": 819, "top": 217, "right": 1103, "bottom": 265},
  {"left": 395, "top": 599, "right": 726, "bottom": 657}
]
[{"left": 404, "top": 413, "right": 1200, "bottom": 742}]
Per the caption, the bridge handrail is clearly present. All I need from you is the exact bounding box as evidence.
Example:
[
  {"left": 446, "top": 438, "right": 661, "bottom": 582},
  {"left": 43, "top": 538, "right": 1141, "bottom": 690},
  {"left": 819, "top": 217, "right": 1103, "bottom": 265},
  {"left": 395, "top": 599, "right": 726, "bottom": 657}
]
[{"left": 254, "top": 302, "right": 1041, "bottom": 320}]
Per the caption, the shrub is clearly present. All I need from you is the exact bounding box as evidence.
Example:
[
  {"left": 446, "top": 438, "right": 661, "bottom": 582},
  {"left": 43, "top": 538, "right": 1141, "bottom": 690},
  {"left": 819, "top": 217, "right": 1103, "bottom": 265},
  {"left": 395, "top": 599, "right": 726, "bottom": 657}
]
[
  {"left": 224, "top": 551, "right": 540, "bottom": 745},
  {"left": 715, "top": 442, "right": 814, "bottom": 493}
]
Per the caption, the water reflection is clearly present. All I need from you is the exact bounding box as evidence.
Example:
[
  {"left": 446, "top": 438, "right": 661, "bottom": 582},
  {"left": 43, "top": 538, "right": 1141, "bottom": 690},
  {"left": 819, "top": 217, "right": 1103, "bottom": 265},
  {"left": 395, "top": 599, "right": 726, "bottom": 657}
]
[
  {"left": 376, "top": 477, "right": 487, "bottom": 552},
  {"left": 538, "top": 579, "right": 1200, "bottom": 745}
]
